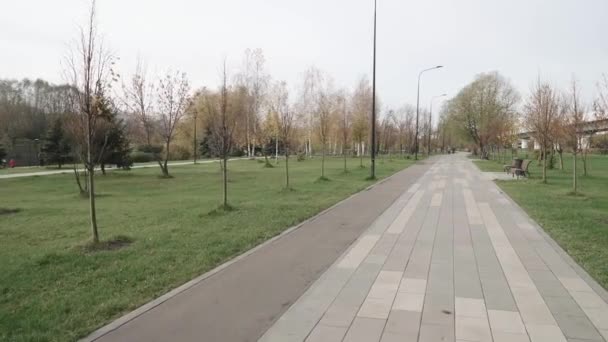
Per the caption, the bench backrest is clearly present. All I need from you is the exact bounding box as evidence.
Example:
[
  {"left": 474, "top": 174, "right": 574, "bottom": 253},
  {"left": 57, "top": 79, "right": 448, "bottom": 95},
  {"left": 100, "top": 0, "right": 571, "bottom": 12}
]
[{"left": 521, "top": 159, "right": 531, "bottom": 171}]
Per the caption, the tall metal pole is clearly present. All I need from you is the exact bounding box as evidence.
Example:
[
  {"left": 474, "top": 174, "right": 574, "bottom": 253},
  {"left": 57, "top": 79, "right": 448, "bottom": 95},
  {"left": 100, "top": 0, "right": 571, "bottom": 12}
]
[
  {"left": 414, "top": 65, "right": 443, "bottom": 160},
  {"left": 428, "top": 100, "right": 433, "bottom": 157},
  {"left": 414, "top": 72, "right": 422, "bottom": 160},
  {"left": 370, "top": 0, "right": 377, "bottom": 179}
]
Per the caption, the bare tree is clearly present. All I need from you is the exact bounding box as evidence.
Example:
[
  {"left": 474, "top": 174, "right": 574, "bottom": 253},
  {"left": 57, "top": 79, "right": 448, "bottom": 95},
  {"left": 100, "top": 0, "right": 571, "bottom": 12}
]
[
  {"left": 299, "top": 67, "right": 323, "bottom": 157},
  {"left": 316, "top": 76, "right": 334, "bottom": 179},
  {"left": 156, "top": 71, "right": 190, "bottom": 177},
  {"left": 238, "top": 48, "right": 268, "bottom": 158},
  {"left": 563, "top": 79, "right": 586, "bottom": 194},
  {"left": 395, "top": 104, "right": 415, "bottom": 156},
  {"left": 595, "top": 73, "right": 608, "bottom": 119},
  {"left": 122, "top": 59, "right": 155, "bottom": 148},
  {"left": 64, "top": 0, "right": 116, "bottom": 243},
  {"left": 271, "top": 81, "right": 294, "bottom": 189},
  {"left": 351, "top": 77, "right": 372, "bottom": 167},
  {"left": 205, "top": 61, "right": 240, "bottom": 208},
  {"left": 524, "top": 78, "right": 561, "bottom": 183},
  {"left": 338, "top": 91, "right": 351, "bottom": 173}
]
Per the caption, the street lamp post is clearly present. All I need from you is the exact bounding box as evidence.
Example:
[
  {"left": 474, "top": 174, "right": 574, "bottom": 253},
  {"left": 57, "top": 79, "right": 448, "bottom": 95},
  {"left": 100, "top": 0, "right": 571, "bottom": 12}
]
[
  {"left": 414, "top": 65, "right": 443, "bottom": 160},
  {"left": 428, "top": 93, "right": 447, "bottom": 157},
  {"left": 370, "top": 0, "right": 377, "bottom": 179}
]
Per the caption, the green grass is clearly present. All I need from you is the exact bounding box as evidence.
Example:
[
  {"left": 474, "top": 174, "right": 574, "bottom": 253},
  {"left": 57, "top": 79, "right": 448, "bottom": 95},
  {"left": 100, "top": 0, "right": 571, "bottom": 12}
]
[
  {"left": 473, "top": 159, "right": 508, "bottom": 172},
  {"left": 486, "top": 153, "right": 608, "bottom": 290},
  {"left": 0, "top": 156, "right": 415, "bottom": 342}
]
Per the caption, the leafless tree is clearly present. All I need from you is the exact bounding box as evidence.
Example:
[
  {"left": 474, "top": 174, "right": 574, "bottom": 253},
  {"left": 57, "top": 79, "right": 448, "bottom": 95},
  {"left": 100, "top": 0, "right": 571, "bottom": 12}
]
[
  {"left": 395, "top": 104, "right": 415, "bottom": 156},
  {"left": 207, "top": 61, "right": 240, "bottom": 208},
  {"left": 298, "top": 67, "right": 323, "bottom": 157},
  {"left": 64, "top": 0, "right": 116, "bottom": 243},
  {"left": 338, "top": 91, "right": 350, "bottom": 173},
  {"left": 524, "top": 78, "right": 561, "bottom": 183},
  {"left": 122, "top": 59, "right": 156, "bottom": 148},
  {"left": 271, "top": 81, "right": 294, "bottom": 189},
  {"left": 562, "top": 79, "right": 586, "bottom": 193},
  {"left": 595, "top": 73, "right": 608, "bottom": 120},
  {"left": 238, "top": 48, "right": 268, "bottom": 158},
  {"left": 351, "top": 77, "right": 372, "bottom": 167},
  {"left": 156, "top": 71, "right": 190, "bottom": 177},
  {"left": 316, "top": 77, "right": 334, "bottom": 179}
]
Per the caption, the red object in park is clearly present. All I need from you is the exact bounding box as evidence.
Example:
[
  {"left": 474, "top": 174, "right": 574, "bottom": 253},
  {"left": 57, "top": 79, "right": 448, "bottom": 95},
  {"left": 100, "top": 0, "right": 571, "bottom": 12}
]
[{"left": 8, "top": 159, "right": 16, "bottom": 168}]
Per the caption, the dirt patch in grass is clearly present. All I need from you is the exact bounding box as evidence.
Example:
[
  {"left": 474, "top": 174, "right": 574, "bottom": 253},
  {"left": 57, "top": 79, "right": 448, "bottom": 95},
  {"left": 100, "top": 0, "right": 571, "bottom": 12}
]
[
  {"left": 81, "top": 235, "right": 134, "bottom": 253},
  {"left": 206, "top": 204, "right": 236, "bottom": 217},
  {"left": 0, "top": 208, "right": 21, "bottom": 215}
]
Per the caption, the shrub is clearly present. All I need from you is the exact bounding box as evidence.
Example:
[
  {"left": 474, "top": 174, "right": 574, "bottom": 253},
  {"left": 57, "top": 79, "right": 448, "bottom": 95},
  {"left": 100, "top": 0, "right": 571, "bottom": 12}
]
[
  {"left": 593, "top": 134, "right": 608, "bottom": 154},
  {"left": 130, "top": 151, "right": 155, "bottom": 163},
  {"left": 137, "top": 145, "right": 163, "bottom": 154},
  {"left": 170, "top": 146, "right": 191, "bottom": 160},
  {"left": 297, "top": 153, "right": 306, "bottom": 162}
]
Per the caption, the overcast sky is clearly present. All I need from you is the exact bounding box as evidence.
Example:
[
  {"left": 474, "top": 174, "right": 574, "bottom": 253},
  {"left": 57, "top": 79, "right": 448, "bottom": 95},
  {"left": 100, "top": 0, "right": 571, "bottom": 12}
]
[{"left": 2, "top": 0, "right": 607, "bottom": 116}]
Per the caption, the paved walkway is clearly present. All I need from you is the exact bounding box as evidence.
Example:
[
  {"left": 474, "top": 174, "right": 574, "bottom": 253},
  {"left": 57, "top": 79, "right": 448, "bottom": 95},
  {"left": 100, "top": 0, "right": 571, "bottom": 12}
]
[
  {"left": 0, "top": 158, "right": 245, "bottom": 179},
  {"left": 260, "top": 153, "right": 608, "bottom": 342},
  {"left": 84, "top": 158, "right": 431, "bottom": 342}
]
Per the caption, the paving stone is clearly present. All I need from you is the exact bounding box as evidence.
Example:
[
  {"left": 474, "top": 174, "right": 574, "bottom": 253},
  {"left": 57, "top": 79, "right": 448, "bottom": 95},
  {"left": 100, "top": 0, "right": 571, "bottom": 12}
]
[
  {"left": 384, "top": 310, "right": 421, "bottom": 335},
  {"left": 554, "top": 314, "right": 605, "bottom": 340},
  {"left": 305, "top": 324, "right": 348, "bottom": 342},
  {"left": 342, "top": 317, "right": 386, "bottom": 342},
  {"left": 398, "top": 278, "right": 426, "bottom": 294},
  {"left": 455, "top": 297, "right": 487, "bottom": 318},
  {"left": 419, "top": 323, "right": 455, "bottom": 342},
  {"left": 526, "top": 324, "right": 568, "bottom": 342},
  {"left": 492, "top": 331, "right": 531, "bottom": 342},
  {"left": 455, "top": 316, "right": 492, "bottom": 341},
  {"left": 392, "top": 292, "right": 424, "bottom": 312},
  {"left": 543, "top": 296, "right": 587, "bottom": 317},
  {"left": 487, "top": 310, "right": 526, "bottom": 334}
]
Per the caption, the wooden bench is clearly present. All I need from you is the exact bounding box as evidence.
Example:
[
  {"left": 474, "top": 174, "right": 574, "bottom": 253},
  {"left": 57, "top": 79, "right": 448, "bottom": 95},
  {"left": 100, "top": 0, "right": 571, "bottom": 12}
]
[
  {"left": 511, "top": 159, "right": 531, "bottom": 179},
  {"left": 504, "top": 159, "right": 522, "bottom": 173}
]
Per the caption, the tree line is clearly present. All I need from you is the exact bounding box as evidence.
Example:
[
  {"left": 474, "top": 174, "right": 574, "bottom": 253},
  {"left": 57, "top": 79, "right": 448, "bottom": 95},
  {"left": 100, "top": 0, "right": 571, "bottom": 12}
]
[
  {"left": 439, "top": 71, "right": 608, "bottom": 193},
  {"left": 1, "top": 1, "right": 431, "bottom": 244}
]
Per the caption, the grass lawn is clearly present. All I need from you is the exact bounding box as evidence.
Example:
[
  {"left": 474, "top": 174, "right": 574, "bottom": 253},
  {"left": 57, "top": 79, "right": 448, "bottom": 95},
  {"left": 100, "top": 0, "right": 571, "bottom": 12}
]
[
  {"left": 472, "top": 159, "right": 507, "bottom": 172},
  {"left": 483, "top": 153, "right": 608, "bottom": 290},
  {"left": 0, "top": 156, "right": 415, "bottom": 342}
]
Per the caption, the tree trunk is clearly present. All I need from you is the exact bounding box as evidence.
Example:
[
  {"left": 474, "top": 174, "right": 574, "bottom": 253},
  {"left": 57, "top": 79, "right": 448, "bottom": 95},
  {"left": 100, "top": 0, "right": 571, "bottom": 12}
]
[
  {"left": 542, "top": 146, "right": 547, "bottom": 184},
  {"left": 73, "top": 162, "right": 86, "bottom": 195},
  {"left": 343, "top": 149, "right": 347, "bottom": 173},
  {"left": 558, "top": 150, "right": 563, "bottom": 170},
  {"left": 223, "top": 155, "right": 228, "bottom": 208},
  {"left": 101, "top": 163, "right": 106, "bottom": 175},
  {"left": 582, "top": 151, "right": 588, "bottom": 176},
  {"left": 87, "top": 120, "right": 99, "bottom": 243},
  {"left": 359, "top": 145, "right": 363, "bottom": 168},
  {"left": 321, "top": 143, "right": 325, "bottom": 178},
  {"left": 285, "top": 152, "right": 290, "bottom": 189},
  {"left": 573, "top": 152, "right": 577, "bottom": 194},
  {"left": 159, "top": 141, "right": 171, "bottom": 177},
  {"left": 88, "top": 165, "right": 99, "bottom": 243},
  {"left": 275, "top": 136, "right": 279, "bottom": 164}
]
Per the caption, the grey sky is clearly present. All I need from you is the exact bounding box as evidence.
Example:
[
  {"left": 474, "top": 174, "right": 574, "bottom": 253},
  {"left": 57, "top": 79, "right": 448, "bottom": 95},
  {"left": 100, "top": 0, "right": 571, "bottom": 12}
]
[{"left": 2, "top": 0, "right": 607, "bottom": 116}]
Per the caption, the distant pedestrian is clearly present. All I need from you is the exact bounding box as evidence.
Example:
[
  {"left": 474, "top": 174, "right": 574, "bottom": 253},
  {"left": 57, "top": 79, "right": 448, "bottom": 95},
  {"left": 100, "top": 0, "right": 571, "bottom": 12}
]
[{"left": 8, "top": 159, "right": 16, "bottom": 168}]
